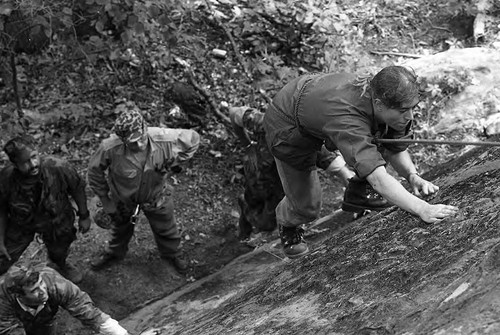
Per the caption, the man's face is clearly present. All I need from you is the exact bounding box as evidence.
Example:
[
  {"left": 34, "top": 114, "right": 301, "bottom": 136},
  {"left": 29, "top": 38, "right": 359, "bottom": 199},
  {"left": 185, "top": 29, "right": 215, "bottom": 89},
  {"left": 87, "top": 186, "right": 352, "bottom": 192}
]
[
  {"left": 13, "top": 147, "right": 40, "bottom": 176},
  {"left": 20, "top": 276, "right": 48, "bottom": 306},
  {"left": 127, "top": 133, "right": 148, "bottom": 153},
  {"left": 375, "top": 97, "right": 420, "bottom": 131}
]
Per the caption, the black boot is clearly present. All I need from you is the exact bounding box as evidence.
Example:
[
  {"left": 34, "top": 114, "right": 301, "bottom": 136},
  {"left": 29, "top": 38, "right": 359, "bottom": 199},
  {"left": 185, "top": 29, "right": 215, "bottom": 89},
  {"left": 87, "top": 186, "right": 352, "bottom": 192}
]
[
  {"left": 279, "top": 224, "right": 309, "bottom": 259},
  {"left": 341, "top": 178, "right": 391, "bottom": 212}
]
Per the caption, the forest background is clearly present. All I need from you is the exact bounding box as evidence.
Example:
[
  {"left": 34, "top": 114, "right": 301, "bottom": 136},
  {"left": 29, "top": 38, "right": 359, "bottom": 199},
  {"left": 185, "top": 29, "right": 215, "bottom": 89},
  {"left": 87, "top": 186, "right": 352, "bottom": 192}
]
[{"left": 0, "top": 0, "right": 499, "bottom": 334}]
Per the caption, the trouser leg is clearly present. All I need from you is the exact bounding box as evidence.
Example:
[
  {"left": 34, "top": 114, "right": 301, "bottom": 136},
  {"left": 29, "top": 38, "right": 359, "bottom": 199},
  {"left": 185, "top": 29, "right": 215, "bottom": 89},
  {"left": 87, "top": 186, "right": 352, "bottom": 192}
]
[
  {"left": 274, "top": 158, "right": 322, "bottom": 228},
  {"left": 237, "top": 195, "right": 254, "bottom": 239},
  {"left": 106, "top": 201, "right": 135, "bottom": 257},
  {"left": 44, "top": 220, "right": 77, "bottom": 268},
  {"left": 143, "top": 194, "right": 181, "bottom": 258}
]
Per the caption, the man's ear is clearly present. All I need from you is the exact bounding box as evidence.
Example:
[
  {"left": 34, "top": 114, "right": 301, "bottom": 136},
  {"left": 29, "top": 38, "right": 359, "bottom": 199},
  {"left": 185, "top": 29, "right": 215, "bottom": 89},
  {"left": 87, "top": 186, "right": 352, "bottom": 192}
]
[{"left": 373, "top": 99, "right": 384, "bottom": 112}]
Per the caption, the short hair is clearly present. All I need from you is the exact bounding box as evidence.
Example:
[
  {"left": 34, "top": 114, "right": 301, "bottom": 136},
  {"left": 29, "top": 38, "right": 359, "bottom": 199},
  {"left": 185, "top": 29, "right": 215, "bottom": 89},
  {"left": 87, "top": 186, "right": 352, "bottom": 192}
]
[
  {"left": 3, "top": 135, "right": 36, "bottom": 163},
  {"left": 370, "top": 66, "right": 419, "bottom": 109},
  {"left": 4, "top": 265, "right": 41, "bottom": 296}
]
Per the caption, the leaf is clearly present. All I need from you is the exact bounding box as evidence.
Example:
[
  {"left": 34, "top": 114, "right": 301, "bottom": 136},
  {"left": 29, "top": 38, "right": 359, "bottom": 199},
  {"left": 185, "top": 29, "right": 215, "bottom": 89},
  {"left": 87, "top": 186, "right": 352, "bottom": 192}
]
[
  {"left": 127, "top": 14, "right": 139, "bottom": 27},
  {"left": 95, "top": 20, "right": 105, "bottom": 33},
  {"left": 0, "top": 3, "right": 13, "bottom": 16},
  {"left": 134, "top": 22, "right": 145, "bottom": 35}
]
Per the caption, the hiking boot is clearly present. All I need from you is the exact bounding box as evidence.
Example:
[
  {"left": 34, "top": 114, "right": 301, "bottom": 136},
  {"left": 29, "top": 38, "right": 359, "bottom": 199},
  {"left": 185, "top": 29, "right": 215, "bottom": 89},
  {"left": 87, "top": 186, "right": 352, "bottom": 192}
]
[
  {"left": 48, "top": 262, "right": 83, "bottom": 284},
  {"left": 341, "top": 178, "right": 391, "bottom": 212},
  {"left": 90, "top": 252, "right": 124, "bottom": 271},
  {"left": 279, "top": 224, "right": 309, "bottom": 259},
  {"left": 162, "top": 255, "right": 189, "bottom": 274}
]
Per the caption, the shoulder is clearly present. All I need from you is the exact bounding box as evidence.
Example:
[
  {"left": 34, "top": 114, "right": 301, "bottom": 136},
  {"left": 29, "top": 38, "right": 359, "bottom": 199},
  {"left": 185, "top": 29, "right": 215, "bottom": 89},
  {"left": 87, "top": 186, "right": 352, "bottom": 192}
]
[
  {"left": 40, "top": 267, "right": 75, "bottom": 294},
  {"left": 148, "top": 127, "right": 199, "bottom": 142},
  {"left": 99, "top": 134, "right": 124, "bottom": 151},
  {"left": 41, "top": 156, "right": 68, "bottom": 167},
  {"left": 0, "top": 165, "right": 15, "bottom": 182},
  {"left": 40, "top": 156, "right": 77, "bottom": 174}
]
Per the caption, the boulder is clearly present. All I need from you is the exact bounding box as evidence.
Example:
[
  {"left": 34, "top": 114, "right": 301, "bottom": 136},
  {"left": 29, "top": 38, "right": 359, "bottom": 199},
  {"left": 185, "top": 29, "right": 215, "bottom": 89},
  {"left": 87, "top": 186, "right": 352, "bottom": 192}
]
[{"left": 122, "top": 48, "right": 500, "bottom": 335}]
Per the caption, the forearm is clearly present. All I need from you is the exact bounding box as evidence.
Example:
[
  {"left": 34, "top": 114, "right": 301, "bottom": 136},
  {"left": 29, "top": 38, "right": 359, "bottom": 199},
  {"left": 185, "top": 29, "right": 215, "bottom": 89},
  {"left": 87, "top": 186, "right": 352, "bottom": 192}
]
[
  {"left": 367, "top": 166, "right": 427, "bottom": 216},
  {"left": 87, "top": 167, "right": 110, "bottom": 197},
  {"left": 71, "top": 186, "right": 89, "bottom": 217},
  {"left": 174, "top": 129, "right": 200, "bottom": 163},
  {"left": 385, "top": 150, "right": 418, "bottom": 180}
]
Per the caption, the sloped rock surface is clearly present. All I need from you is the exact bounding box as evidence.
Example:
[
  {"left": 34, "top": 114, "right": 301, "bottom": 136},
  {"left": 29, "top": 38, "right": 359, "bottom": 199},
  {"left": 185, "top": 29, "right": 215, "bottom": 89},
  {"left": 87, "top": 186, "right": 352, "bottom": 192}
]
[
  {"left": 152, "top": 145, "right": 500, "bottom": 335},
  {"left": 122, "top": 47, "right": 500, "bottom": 335}
]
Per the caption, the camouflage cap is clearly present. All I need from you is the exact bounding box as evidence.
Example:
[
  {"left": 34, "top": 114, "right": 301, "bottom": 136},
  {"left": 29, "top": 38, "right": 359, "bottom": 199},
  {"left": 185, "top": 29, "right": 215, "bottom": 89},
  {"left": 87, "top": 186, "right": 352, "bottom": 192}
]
[{"left": 113, "top": 109, "right": 147, "bottom": 143}]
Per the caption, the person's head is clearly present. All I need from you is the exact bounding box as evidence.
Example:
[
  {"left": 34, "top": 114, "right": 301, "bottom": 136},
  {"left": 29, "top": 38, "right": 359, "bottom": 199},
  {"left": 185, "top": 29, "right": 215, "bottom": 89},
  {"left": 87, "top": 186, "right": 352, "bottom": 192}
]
[
  {"left": 113, "top": 109, "right": 148, "bottom": 152},
  {"left": 3, "top": 135, "right": 40, "bottom": 176},
  {"left": 370, "top": 66, "right": 420, "bottom": 131},
  {"left": 5, "top": 265, "right": 48, "bottom": 306}
]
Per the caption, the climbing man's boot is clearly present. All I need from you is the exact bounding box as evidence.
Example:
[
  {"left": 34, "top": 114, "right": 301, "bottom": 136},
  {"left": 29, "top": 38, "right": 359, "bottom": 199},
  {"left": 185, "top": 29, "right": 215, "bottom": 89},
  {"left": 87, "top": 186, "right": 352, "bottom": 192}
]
[
  {"left": 279, "top": 224, "right": 309, "bottom": 259},
  {"left": 341, "top": 178, "right": 391, "bottom": 212}
]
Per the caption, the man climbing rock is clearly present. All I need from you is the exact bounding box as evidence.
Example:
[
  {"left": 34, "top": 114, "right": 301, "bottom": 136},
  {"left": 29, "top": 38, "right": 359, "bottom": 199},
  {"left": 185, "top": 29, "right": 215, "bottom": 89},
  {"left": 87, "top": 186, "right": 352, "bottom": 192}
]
[
  {"left": 0, "top": 136, "right": 91, "bottom": 283},
  {"left": 229, "top": 106, "right": 388, "bottom": 240},
  {"left": 263, "top": 66, "right": 459, "bottom": 259},
  {"left": 88, "top": 108, "right": 200, "bottom": 273}
]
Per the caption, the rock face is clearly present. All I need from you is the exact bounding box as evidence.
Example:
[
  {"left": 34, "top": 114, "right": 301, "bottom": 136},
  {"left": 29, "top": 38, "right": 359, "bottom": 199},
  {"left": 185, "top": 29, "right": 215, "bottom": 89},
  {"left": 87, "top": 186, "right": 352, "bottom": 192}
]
[
  {"left": 405, "top": 47, "right": 500, "bottom": 136},
  {"left": 122, "top": 47, "right": 500, "bottom": 335}
]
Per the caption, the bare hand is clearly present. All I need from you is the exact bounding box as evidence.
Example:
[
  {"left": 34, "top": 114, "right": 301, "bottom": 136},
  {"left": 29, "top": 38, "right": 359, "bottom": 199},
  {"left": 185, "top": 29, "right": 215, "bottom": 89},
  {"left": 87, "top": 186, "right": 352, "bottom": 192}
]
[
  {"left": 419, "top": 204, "right": 459, "bottom": 224},
  {"left": 409, "top": 174, "right": 439, "bottom": 196},
  {"left": 79, "top": 217, "right": 91, "bottom": 234},
  {"left": 0, "top": 242, "right": 11, "bottom": 261}
]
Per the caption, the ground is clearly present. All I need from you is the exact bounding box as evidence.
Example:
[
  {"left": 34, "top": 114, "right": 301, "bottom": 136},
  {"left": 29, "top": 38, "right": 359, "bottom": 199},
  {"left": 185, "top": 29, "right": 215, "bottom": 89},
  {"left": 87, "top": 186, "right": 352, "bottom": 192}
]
[{"left": 0, "top": 0, "right": 498, "bottom": 334}]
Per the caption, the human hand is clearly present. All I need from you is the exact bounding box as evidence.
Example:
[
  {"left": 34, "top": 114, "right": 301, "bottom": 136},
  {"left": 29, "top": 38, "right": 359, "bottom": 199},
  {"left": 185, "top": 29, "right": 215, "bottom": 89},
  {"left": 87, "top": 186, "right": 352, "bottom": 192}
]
[
  {"left": 409, "top": 174, "right": 439, "bottom": 196},
  {"left": 418, "top": 203, "right": 459, "bottom": 224},
  {"left": 78, "top": 216, "right": 91, "bottom": 234},
  {"left": 0, "top": 242, "right": 11, "bottom": 261}
]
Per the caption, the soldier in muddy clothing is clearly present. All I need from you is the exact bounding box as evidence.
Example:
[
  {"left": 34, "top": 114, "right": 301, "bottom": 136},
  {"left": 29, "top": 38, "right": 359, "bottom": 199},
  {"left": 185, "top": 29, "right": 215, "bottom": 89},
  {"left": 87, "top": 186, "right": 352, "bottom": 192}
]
[
  {"left": 264, "top": 66, "right": 459, "bottom": 259},
  {"left": 0, "top": 264, "right": 131, "bottom": 335},
  {"left": 229, "top": 106, "right": 388, "bottom": 240},
  {"left": 88, "top": 109, "right": 200, "bottom": 273},
  {"left": 0, "top": 136, "right": 91, "bottom": 283}
]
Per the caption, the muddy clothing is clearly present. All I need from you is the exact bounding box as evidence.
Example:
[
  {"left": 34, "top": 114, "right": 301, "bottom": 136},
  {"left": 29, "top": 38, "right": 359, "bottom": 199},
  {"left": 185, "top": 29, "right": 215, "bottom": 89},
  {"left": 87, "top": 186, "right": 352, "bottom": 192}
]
[
  {"left": 87, "top": 127, "right": 200, "bottom": 258},
  {"left": 263, "top": 72, "right": 413, "bottom": 227},
  {"left": 0, "top": 157, "right": 86, "bottom": 273},
  {"left": 264, "top": 72, "right": 411, "bottom": 178},
  {"left": 0, "top": 267, "right": 123, "bottom": 335},
  {"left": 237, "top": 108, "right": 339, "bottom": 237}
]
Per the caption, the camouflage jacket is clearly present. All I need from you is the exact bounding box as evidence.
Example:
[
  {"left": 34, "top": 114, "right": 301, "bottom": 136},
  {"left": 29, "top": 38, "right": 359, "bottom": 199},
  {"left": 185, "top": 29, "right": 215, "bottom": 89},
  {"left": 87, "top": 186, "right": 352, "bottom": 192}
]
[
  {"left": 0, "top": 156, "right": 86, "bottom": 232},
  {"left": 0, "top": 267, "right": 108, "bottom": 333}
]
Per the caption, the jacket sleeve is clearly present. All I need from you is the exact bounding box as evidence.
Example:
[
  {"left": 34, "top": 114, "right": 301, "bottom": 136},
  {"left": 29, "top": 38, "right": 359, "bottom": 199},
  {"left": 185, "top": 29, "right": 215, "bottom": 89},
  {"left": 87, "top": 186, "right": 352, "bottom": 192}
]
[
  {"left": 0, "top": 285, "right": 21, "bottom": 334},
  {"left": 55, "top": 160, "right": 89, "bottom": 214},
  {"left": 46, "top": 269, "right": 107, "bottom": 332},
  {"left": 172, "top": 129, "right": 200, "bottom": 164},
  {"left": 87, "top": 144, "right": 111, "bottom": 197}
]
